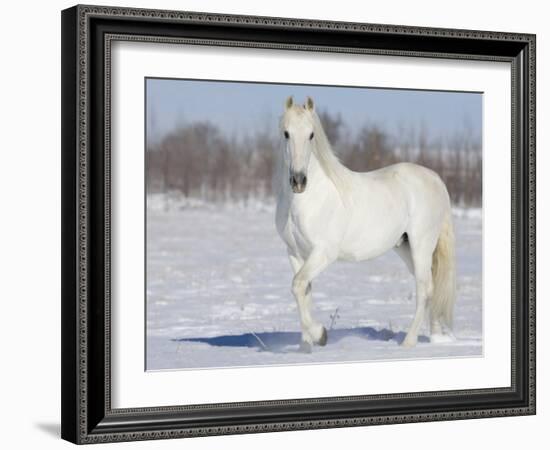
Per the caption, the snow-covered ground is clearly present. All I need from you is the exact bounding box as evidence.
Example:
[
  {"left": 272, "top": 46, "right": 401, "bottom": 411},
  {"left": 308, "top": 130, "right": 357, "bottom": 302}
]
[{"left": 146, "top": 194, "right": 482, "bottom": 371}]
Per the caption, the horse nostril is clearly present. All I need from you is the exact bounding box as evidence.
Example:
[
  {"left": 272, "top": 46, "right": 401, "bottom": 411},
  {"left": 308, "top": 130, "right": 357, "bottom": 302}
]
[
  {"left": 290, "top": 172, "right": 307, "bottom": 191},
  {"left": 295, "top": 173, "right": 306, "bottom": 186}
]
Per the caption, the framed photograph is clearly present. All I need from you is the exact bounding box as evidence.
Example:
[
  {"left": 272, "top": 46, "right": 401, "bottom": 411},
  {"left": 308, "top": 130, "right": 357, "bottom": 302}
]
[{"left": 61, "top": 4, "right": 536, "bottom": 444}]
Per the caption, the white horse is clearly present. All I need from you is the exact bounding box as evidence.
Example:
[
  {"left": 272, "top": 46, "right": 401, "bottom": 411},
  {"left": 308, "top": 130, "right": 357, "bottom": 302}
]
[{"left": 275, "top": 96, "right": 456, "bottom": 351}]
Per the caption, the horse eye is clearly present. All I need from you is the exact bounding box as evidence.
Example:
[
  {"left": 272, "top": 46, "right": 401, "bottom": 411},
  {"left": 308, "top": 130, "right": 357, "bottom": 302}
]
[
  {"left": 309, "top": 132, "right": 314, "bottom": 140},
  {"left": 284, "top": 130, "right": 289, "bottom": 139}
]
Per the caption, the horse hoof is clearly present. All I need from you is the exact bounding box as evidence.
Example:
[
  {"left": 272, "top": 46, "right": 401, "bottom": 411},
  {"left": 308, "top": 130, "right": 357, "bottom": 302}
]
[
  {"left": 401, "top": 336, "right": 417, "bottom": 348},
  {"left": 299, "top": 340, "right": 313, "bottom": 353},
  {"left": 317, "top": 327, "right": 328, "bottom": 346},
  {"left": 430, "top": 333, "right": 455, "bottom": 344}
]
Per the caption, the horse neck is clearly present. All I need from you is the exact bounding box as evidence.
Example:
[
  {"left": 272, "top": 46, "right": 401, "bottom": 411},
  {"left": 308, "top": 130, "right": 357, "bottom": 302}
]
[
  {"left": 310, "top": 116, "right": 351, "bottom": 199},
  {"left": 306, "top": 150, "right": 325, "bottom": 180}
]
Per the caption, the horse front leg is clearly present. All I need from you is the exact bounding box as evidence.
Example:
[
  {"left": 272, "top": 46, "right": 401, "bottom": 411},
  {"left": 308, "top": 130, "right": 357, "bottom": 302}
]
[{"left": 289, "top": 249, "right": 333, "bottom": 352}]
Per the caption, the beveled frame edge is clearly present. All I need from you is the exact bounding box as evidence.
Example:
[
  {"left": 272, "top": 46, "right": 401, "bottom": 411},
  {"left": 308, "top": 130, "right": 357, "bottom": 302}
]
[{"left": 61, "top": 4, "right": 536, "bottom": 444}]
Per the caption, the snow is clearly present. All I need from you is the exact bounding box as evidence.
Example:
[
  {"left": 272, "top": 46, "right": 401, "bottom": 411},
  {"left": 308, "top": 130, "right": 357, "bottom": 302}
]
[{"left": 146, "top": 195, "right": 482, "bottom": 371}]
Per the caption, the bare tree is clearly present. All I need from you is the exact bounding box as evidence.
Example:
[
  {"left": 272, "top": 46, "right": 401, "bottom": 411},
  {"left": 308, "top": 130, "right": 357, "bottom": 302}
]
[{"left": 146, "top": 117, "right": 482, "bottom": 207}]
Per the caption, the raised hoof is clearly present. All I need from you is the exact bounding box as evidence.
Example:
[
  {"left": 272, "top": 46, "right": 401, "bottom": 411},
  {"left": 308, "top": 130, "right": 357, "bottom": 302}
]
[{"left": 316, "top": 327, "right": 328, "bottom": 346}]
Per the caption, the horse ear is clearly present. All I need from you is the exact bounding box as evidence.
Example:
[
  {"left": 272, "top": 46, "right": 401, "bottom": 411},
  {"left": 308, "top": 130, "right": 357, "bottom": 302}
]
[
  {"left": 285, "top": 96, "right": 294, "bottom": 110},
  {"left": 305, "top": 96, "right": 315, "bottom": 111}
]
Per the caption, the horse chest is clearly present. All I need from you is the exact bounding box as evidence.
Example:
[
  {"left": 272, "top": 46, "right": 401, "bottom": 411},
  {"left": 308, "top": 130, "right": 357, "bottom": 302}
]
[
  {"left": 289, "top": 213, "right": 315, "bottom": 256},
  {"left": 276, "top": 200, "right": 317, "bottom": 256}
]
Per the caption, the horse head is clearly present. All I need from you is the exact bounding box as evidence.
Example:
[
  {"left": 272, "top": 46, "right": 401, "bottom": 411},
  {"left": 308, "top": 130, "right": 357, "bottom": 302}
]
[{"left": 281, "top": 96, "right": 317, "bottom": 193}]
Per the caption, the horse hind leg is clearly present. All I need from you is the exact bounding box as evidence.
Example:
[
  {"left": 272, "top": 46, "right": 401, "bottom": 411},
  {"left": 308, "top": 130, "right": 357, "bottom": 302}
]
[
  {"left": 396, "top": 238, "right": 446, "bottom": 338},
  {"left": 402, "top": 237, "right": 436, "bottom": 348},
  {"left": 394, "top": 236, "right": 414, "bottom": 275},
  {"left": 429, "top": 311, "right": 456, "bottom": 343},
  {"left": 430, "top": 315, "right": 443, "bottom": 335},
  {"left": 396, "top": 237, "right": 446, "bottom": 346}
]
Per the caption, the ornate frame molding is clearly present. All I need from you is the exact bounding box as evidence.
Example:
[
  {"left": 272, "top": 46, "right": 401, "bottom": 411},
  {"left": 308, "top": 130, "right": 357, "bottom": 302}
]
[{"left": 61, "top": 4, "right": 536, "bottom": 444}]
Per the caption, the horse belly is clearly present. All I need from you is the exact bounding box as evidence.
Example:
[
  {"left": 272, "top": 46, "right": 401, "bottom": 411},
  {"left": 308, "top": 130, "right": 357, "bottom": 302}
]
[
  {"left": 339, "top": 231, "right": 402, "bottom": 261},
  {"left": 338, "top": 203, "right": 408, "bottom": 262}
]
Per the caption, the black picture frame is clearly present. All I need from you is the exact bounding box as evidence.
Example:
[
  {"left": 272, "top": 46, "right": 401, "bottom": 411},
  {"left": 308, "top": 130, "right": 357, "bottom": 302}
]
[{"left": 61, "top": 4, "right": 536, "bottom": 444}]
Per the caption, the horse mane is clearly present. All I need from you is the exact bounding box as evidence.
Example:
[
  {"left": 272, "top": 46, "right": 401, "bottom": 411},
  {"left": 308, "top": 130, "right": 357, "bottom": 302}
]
[{"left": 309, "top": 110, "right": 352, "bottom": 199}]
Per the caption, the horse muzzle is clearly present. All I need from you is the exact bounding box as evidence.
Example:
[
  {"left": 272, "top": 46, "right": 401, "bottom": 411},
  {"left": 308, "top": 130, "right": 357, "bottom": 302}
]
[{"left": 290, "top": 171, "right": 307, "bottom": 193}]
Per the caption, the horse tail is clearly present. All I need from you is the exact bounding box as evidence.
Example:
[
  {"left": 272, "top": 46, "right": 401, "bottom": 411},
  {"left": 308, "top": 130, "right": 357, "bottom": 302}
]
[{"left": 430, "top": 212, "right": 456, "bottom": 329}]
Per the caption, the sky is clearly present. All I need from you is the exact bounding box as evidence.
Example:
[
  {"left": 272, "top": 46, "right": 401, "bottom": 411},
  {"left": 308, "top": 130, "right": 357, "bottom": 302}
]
[{"left": 146, "top": 78, "right": 482, "bottom": 145}]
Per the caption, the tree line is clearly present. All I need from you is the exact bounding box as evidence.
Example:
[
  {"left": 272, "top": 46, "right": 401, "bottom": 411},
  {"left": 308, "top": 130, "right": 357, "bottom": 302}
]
[{"left": 146, "top": 110, "right": 482, "bottom": 206}]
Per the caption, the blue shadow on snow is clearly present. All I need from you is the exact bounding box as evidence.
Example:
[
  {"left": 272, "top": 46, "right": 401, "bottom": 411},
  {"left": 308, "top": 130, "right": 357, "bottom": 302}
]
[{"left": 172, "top": 327, "right": 429, "bottom": 352}]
